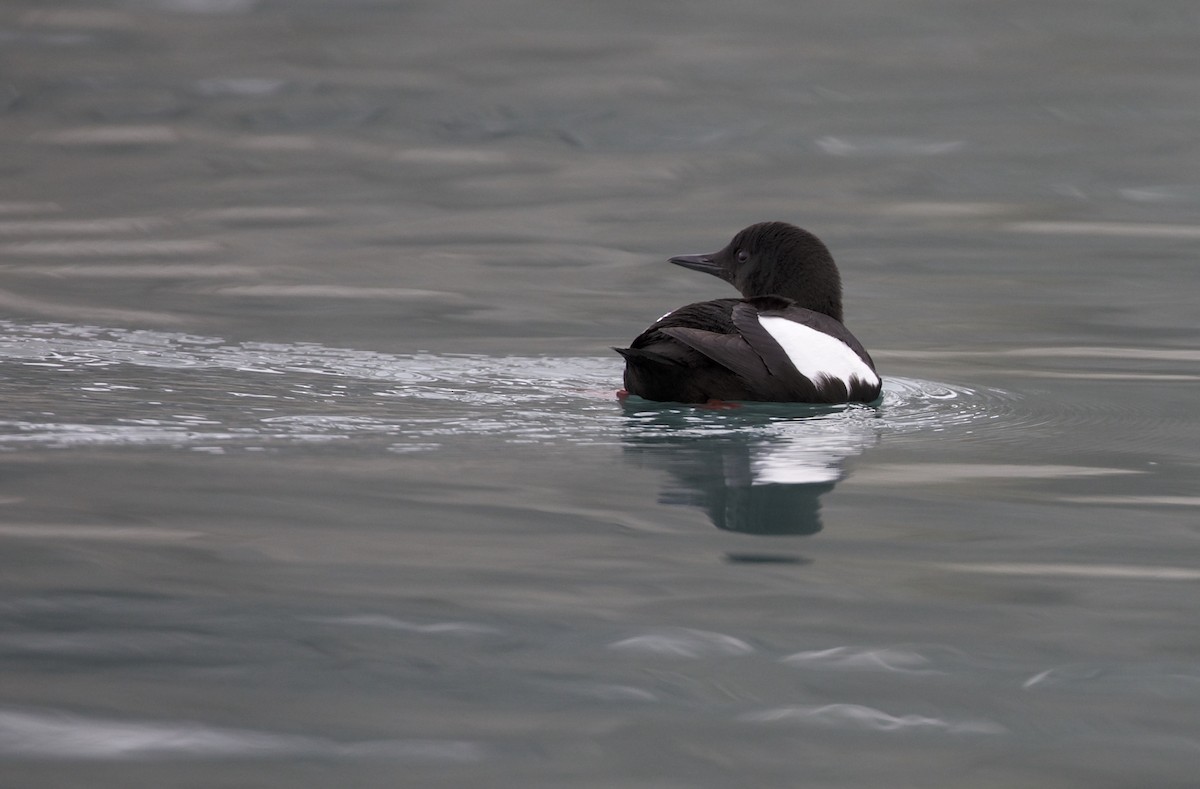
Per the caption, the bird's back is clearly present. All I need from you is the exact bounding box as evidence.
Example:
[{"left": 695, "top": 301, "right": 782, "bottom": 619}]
[{"left": 617, "top": 296, "right": 880, "bottom": 404}]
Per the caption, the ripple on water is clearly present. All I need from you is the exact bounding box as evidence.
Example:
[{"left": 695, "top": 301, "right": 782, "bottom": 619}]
[
  {"left": 876, "top": 376, "right": 1027, "bottom": 440},
  {"left": 606, "top": 628, "right": 755, "bottom": 659},
  {"left": 0, "top": 707, "right": 485, "bottom": 761},
  {"left": 0, "top": 320, "right": 1035, "bottom": 452},
  {"left": 739, "top": 703, "right": 1005, "bottom": 735}
]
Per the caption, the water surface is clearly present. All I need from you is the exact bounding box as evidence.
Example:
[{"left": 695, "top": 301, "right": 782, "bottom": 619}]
[{"left": 3, "top": 1, "right": 1200, "bottom": 786}]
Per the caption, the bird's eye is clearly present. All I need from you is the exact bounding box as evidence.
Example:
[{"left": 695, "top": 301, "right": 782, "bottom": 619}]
[{"left": 735, "top": 249, "right": 749, "bottom": 263}]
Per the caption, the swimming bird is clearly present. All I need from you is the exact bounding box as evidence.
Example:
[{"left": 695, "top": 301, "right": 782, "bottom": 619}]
[{"left": 616, "top": 221, "right": 881, "bottom": 404}]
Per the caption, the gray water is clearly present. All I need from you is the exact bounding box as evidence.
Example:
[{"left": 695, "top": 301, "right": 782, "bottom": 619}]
[{"left": 3, "top": 1, "right": 1200, "bottom": 786}]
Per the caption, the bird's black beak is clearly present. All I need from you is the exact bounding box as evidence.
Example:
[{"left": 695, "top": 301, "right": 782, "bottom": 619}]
[{"left": 669, "top": 252, "right": 728, "bottom": 282}]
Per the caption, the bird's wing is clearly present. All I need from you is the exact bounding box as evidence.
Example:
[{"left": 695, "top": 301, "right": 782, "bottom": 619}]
[{"left": 656, "top": 326, "right": 771, "bottom": 385}]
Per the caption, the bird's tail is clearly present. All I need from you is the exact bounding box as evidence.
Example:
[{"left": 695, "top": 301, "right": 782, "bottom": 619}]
[{"left": 613, "top": 346, "right": 683, "bottom": 367}]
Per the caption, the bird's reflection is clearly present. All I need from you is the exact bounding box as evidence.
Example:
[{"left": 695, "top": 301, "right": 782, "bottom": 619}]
[{"left": 620, "top": 400, "right": 880, "bottom": 536}]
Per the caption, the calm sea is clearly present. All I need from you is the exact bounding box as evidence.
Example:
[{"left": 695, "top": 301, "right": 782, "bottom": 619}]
[{"left": 2, "top": 1, "right": 1199, "bottom": 786}]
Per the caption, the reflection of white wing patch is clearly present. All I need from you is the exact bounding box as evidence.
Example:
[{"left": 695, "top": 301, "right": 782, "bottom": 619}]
[{"left": 757, "top": 316, "right": 879, "bottom": 387}]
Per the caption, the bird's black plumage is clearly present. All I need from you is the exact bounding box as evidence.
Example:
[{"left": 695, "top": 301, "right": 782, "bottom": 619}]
[{"left": 616, "top": 222, "right": 881, "bottom": 404}]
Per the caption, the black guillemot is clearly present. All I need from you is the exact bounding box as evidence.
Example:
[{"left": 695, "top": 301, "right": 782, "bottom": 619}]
[{"left": 615, "top": 221, "right": 881, "bottom": 404}]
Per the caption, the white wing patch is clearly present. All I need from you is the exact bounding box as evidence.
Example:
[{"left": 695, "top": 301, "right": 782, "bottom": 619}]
[{"left": 757, "top": 315, "right": 879, "bottom": 388}]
